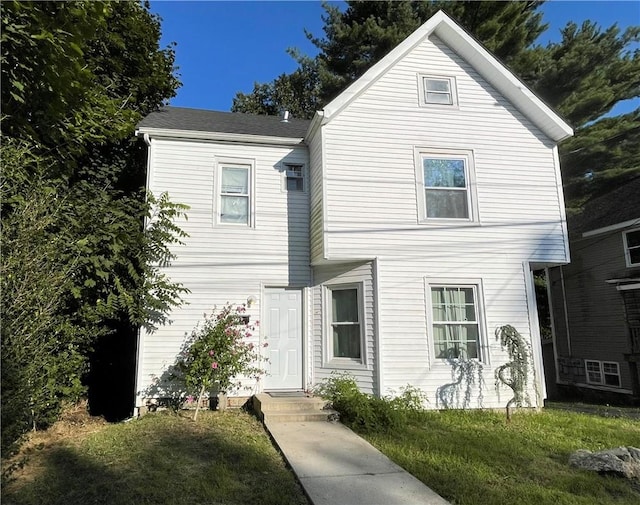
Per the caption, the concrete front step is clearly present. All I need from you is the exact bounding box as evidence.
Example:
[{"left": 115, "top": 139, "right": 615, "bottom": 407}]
[{"left": 253, "top": 393, "right": 339, "bottom": 423}]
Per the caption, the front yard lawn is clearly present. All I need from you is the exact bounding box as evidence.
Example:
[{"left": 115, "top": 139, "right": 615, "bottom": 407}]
[
  {"left": 358, "top": 408, "right": 640, "bottom": 505},
  {"left": 2, "top": 408, "right": 309, "bottom": 505}
]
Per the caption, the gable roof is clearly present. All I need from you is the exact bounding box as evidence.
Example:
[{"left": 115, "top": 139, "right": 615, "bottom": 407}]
[
  {"left": 321, "top": 10, "right": 573, "bottom": 143},
  {"left": 570, "top": 176, "right": 640, "bottom": 237},
  {"left": 136, "top": 107, "right": 310, "bottom": 144}
]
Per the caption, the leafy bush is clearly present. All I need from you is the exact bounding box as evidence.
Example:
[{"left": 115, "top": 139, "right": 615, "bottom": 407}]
[
  {"left": 315, "top": 373, "right": 427, "bottom": 432},
  {"left": 173, "top": 303, "right": 266, "bottom": 417}
]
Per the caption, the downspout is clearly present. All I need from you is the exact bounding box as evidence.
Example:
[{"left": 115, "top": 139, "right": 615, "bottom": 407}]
[{"left": 559, "top": 265, "right": 572, "bottom": 356}]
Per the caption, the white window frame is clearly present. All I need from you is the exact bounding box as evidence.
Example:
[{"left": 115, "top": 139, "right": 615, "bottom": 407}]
[
  {"left": 215, "top": 157, "right": 255, "bottom": 227},
  {"left": 418, "top": 74, "right": 458, "bottom": 107},
  {"left": 414, "top": 148, "right": 479, "bottom": 224},
  {"left": 425, "top": 279, "right": 488, "bottom": 364},
  {"left": 585, "top": 360, "right": 621, "bottom": 387},
  {"left": 323, "top": 283, "right": 366, "bottom": 368},
  {"left": 281, "top": 162, "right": 306, "bottom": 193},
  {"left": 623, "top": 228, "right": 640, "bottom": 267}
]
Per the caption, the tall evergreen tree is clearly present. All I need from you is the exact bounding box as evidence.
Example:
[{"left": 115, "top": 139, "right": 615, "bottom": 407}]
[
  {"left": 232, "top": 1, "right": 547, "bottom": 117},
  {"left": 232, "top": 0, "right": 639, "bottom": 210},
  {"left": 512, "top": 21, "right": 640, "bottom": 209}
]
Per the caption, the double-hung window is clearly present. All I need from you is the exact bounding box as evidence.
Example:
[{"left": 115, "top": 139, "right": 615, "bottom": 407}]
[
  {"left": 219, "top": 164, "right": 251, "bottom": 225},
  {"left": 623, "top": 228, "right": 640, "bottom": 267},
  {"left": 585, "top": 360, "right": 621, "bottom": 387},
  {"left": 327, "top": 285, "right": 363, "bottom": 363},
  {"left": 420, "top": 75, "right": 457, "bottom": 106},
  {"left": 416, "top": 150, "right": 476, "bottom": 222},
  {"left": 430, "top": 285, "right": 481, "bottom": 360}
]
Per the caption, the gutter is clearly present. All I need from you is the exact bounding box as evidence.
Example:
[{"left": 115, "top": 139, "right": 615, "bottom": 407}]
[{"left": 135, "top": 127, "right": 304, "bottom": 147}]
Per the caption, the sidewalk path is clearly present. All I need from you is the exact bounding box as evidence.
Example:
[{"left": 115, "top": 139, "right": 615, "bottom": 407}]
[{"left": 266, "top": 420, "right": 451, "bottom": 505}]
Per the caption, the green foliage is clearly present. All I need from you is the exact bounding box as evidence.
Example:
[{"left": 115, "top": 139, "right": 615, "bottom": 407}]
[
  {"left": 232, "top": 51, "right": 322, "bottom": 119},
  {"left": 360, "top": 409, "right": 640, "bottom": 505},
  {"left": 1, "top": 1, "right": 183, "bottom": 451},
  {"left": 315, "top": 373, "right": 427, "bottom": 432},
  {"left": 1, "top": 139, "right": 87, "bottom": 452},
  {"left": 1, "top": 1, "right": 178, "bottom": 161},
  {"left": 494, "top": 325, "right": 536, "bottom": 419},
  {"left": 2, "top": 411, "right": 309, "bottom": 505},
  {"left": 174, "top": 304, "right": 266, "bottom": 399}
]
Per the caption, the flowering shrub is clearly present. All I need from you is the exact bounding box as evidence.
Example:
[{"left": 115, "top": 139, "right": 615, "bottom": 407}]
[{"left": 176, "top": 303, "right": 266, "bottom": 410}]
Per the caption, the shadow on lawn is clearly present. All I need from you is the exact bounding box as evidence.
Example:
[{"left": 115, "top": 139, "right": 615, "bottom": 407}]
[{"left": 3, "top": 413, "right": 308, "bottom": 505}]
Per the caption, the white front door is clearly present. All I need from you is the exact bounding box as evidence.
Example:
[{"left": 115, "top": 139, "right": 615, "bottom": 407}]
[{"left": 263, "top": 288, "right": 303, "bottom": 390}]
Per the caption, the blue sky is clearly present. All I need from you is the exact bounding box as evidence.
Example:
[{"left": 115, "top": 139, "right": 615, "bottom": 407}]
[{"left": 150, "top": 1, "right": 640, "bottom": 115}]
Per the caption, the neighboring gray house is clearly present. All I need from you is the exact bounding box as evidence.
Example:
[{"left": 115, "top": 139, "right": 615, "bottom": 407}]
[
  {"left": 546, "top": 177, "right": 640, "bottom": 404},
  {"left": 133, "top": 11, "right": 572, "bottom": 414}
]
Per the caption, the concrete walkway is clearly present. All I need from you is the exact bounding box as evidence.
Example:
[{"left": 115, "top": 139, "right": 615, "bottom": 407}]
[{"left": 266, "top": 420, "right": 450, "bottom": 505}]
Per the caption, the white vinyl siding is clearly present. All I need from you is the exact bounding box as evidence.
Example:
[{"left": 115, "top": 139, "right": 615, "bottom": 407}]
[
  {"left": 137, "top": 139, "right": 310, "bottom": 402},
  {"left": 320, "top": 34, "right": 567, "bottom": 266},
  {"left": 312, "top": 261, "right": 376, "bottom": 394}
]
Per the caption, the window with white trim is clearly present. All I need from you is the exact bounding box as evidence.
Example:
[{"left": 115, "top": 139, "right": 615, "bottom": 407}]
[
  {"left": 284, "top": 163, "right": 304, "bottom": 192},
  {"left": 416, "top": 150, "right": 477, "bottom": 221},
  {"left": 585, "top": 360, "right": 621, "bottom": 387},
  {"left": 430, "top": 285, "right": 481, "bottom": 360},
  {"left": 327, "top": 285, "right": 363, "bottom": 362},
  {"left": 623, "top": 228, "right": 640, "bottom": 267},
  {"left": 219, "top": 164, "right": 251, "bottom": 225},
  {"left": 419, "top": 75, "right": 457, "bottom": 106}
]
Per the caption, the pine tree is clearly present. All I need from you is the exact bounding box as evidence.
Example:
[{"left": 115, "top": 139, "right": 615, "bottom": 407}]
[{"left": 231, "top": 0, "right": 639, "bottom": 210}]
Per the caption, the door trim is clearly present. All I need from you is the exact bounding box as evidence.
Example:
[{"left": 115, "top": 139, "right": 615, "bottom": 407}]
[{"left": 261, "top": 286, "right": 306, "bottom": 391}]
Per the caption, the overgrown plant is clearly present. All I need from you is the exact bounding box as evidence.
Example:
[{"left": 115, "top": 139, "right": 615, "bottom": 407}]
[
  {"left": 315, "top": 372, "right": 427, "bottom": 432},
  {"left": 436, "top": 358, "right": 485, "bottom": 409},
  {"left": 494, "top": 325, "right": 536, "bottom": 421},
  {"left": 175, "top": 303, "right": 266, "bottom": 419}
]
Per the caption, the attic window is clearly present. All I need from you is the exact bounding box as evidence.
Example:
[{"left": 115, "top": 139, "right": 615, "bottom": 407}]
[{"left": 420, "top": 75, "right": 457, "bottom": 106}]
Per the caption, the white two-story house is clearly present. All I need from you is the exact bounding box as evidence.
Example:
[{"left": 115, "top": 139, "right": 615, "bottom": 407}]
[{"left": 134, "top": 11, "right": 572, "bottom": 412}]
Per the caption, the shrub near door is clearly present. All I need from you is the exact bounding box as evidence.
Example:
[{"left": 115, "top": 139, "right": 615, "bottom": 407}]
[{"left": 175, "top": 303, "right": 267, "bottom": 419}]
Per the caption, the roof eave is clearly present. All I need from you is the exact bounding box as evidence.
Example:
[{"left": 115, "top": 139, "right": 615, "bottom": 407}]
[{"left": 135, "top": 126, "right": 305, "bottom": 146}]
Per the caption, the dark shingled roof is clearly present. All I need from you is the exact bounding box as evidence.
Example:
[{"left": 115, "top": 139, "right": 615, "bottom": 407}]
[
  {"left": 137, "top": 106, "right": 311, "bottom": 138},
  {"left": 569, "top": 176, "right": 640, "bottom": 235}
]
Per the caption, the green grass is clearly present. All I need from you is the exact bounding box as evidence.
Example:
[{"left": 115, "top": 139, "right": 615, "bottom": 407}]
[
  {"left": 2, "top": 410, "right": 308, "bottom": 505},
  {"left": 356, "top": 409, "right": 640, "bottom": 505}
]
